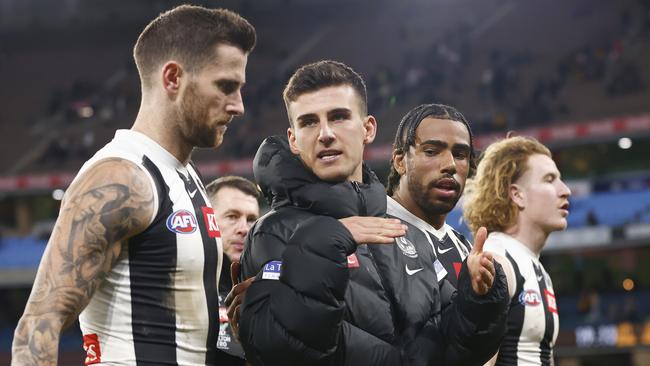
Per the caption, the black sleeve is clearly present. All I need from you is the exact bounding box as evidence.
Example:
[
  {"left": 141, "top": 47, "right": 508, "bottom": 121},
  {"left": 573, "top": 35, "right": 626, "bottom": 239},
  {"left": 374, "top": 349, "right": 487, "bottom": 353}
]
[
  {"left": 240, "top": 228, "right": 286, "bottom": 281},
  {"left": 238, "top": 216, "right": 400, "bottom": 366},
  {"left": 437, "top": 260, "right": 509, "bottom": 366}
]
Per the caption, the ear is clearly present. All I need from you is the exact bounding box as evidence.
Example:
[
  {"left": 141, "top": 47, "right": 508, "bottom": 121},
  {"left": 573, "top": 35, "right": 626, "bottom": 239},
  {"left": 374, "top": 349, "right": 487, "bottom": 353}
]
[
  {"left": 161, "top": 61, "right": 184, "bottom": 97},
  {"left": 392, "top": 149, "right": 406, "bottom": 176},
  {"left": 287, "top": 127, "right": 300, "bottom": 155},
  {"left": 363, "top": 115, "right": 377, "bottom": 145},
  {"left": 509, "top": 183, "right": 525, "bottom": 209}
]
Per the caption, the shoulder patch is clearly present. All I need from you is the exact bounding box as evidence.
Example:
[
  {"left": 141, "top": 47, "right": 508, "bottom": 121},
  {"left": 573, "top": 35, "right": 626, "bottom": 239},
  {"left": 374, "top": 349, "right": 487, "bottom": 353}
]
[
  {"left": 262, "top": 261, "right": 282, "bottom": 280},
  {"left": 396, "top": 236, "right": 418, "bottom": 258}
]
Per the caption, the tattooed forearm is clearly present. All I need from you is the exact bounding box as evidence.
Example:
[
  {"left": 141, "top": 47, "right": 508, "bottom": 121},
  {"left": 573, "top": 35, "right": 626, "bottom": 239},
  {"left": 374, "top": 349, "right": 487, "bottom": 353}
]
[{"left": 12, "top": 159, "right": 154, "bottom": 365}]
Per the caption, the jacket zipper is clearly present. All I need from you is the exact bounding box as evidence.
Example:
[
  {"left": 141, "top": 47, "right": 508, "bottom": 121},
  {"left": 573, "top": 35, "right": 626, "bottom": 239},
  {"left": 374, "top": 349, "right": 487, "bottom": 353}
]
[{"left": 352, "top": 181, "right": 367, "bottom": 216}]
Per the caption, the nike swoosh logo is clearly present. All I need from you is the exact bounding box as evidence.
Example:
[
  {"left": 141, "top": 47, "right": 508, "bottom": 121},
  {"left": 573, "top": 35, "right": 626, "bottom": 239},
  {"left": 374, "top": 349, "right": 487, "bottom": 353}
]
[
  {"left": 437, "top": 246, "right": 453, "bottom": 254},
  {"left": 405, "top": 264, "right": 424, "bottom": 276},
  {"left": 537, "top": 275, "right": 544, "bottom": 282},
  {"left": 189, "top": 189, "right": 198, "bottom": 198}
]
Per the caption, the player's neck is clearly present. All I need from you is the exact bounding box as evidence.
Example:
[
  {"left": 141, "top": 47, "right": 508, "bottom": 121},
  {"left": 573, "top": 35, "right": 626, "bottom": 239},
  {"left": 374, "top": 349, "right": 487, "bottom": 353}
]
[
  {"left": 132, "top": 99, "right": 193, "bottom": 165},
  {"left": 504, "top": 220, "right": 548, "bottom": 257},
  {"left": 392, "top": 191, "right": 446, "bottom": 230}
]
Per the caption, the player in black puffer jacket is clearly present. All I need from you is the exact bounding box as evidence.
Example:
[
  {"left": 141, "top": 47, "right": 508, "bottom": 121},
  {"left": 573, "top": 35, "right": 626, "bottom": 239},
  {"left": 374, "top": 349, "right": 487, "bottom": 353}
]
[{"left": 238, "top": 135, "right": 508, "bottom": 366}]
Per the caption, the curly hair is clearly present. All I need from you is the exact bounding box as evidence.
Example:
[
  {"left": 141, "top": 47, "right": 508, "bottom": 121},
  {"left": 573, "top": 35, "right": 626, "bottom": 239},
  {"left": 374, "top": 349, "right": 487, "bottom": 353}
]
[
  {"left": 386, "top": 104, "right": 476, "bottom": 196},
  {"left": 463, "top": 136, "right": 550, "bottom": 234}
]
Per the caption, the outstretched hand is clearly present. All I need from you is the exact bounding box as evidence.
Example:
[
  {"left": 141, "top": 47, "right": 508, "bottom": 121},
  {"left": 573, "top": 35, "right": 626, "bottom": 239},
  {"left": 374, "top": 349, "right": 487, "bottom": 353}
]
[
  {"left": 466, "top": 227, "right": 496, "bottom": 295},
  {"left": 225, "top": 261, "right": 253, "bottom": 341},
  {"left": 339, "top": 216, "right": 407, "bottom": 245}
]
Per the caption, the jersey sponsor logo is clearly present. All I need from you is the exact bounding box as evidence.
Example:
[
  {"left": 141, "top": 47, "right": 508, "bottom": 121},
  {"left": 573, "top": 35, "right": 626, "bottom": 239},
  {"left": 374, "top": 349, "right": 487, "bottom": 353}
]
[
  {"left": 545, "top": 289, "right": 558, "bottom": 314},
  {"left": 347, "top": 253, "right": 360, "bottom": 268},
  {"left": 219, "top": 306, "right": 228, "bottom": 323},
  {"left": 396, "top": 236, "right": 418, "bottom": 258},
  {"left": 262, "top": 260, "right": 282, "bottom": 280},
  {"left": 405, "top": 264, "right": 424, "bottom": 276},
  {"left": 83, "top": 333, "right": 102, "bottom": 365},
  {"left": 518, "top": 289, "right": 542, "bottom": 306},
  {"left": 201, "top": 206, "right": 221, "bottom": 238},
  {"left": 166, "top": 209, "right": 198, "bottom": 234}
]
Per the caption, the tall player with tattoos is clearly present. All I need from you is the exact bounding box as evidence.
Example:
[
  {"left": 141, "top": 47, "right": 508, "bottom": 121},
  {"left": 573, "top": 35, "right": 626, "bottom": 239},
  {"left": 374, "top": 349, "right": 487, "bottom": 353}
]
[{"left": 12, "top": 5, "right": 255, "bottom": 365}]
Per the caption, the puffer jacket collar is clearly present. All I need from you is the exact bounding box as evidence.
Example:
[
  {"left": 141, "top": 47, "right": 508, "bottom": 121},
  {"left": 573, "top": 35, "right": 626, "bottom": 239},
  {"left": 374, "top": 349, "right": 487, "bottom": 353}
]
[{"left": 253, "top": 135, "right": 386, "bottom": 218}]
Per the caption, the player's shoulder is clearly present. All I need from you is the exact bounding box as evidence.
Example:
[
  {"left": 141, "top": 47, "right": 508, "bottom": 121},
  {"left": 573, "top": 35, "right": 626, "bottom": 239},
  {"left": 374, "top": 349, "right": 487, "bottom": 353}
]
[
  {"left": 483, "top": 232, "right": 510, "bottom": 257},
  {"left": 386, "top": 213, "right": 407, "bottom": 226},
  {"left": 63, "top": 157, "right": 156, "bottom": 231},
  {"left": 249, "top": 206, "right": 306, "bottom": 243},
  {"left": 242, "top": 208, "right": 304, "bottom": 278},
  {"left": 71, "top": 157, "right": 151, "bottom": 192},
  {"left": 57, "top": 158, "right": 156, "bottom": 238}
]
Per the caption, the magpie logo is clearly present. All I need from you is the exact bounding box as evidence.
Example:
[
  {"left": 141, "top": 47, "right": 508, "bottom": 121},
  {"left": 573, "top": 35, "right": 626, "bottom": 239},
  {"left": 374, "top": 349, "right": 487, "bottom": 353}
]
[{"left": 396, "top": 236, "right": 418, "bottom": 258}]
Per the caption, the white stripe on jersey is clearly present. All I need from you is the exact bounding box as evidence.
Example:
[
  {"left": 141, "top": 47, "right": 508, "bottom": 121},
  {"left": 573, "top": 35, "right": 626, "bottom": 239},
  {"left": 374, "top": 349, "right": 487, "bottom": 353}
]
[{"left": 79, "top": 257, "right": 137, "bottom": 364}]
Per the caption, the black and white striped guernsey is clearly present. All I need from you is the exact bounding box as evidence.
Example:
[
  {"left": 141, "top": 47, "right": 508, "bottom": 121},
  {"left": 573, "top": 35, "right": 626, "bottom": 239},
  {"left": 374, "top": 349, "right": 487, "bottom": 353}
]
[
  {"left": 484, "top": 232, "right": 559, "bottom": 366},
  {"left": 77, "top": 130, "right": 223, "bottom": 365}
]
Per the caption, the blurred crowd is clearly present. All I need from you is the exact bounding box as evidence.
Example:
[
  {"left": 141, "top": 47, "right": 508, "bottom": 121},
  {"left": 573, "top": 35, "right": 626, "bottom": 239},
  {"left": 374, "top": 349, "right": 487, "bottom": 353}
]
[{"left": 22, "top": 0, "right": 649, "bottom": 173}]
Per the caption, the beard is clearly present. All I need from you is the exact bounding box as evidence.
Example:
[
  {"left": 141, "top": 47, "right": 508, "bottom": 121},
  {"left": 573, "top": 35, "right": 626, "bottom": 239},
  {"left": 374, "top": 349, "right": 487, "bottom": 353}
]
[
  {"left": 407, "top": 169, "right": 462, "bottom": 216},
  {"left": 178, "top": 82, "right": 226, "bottom": 148}
]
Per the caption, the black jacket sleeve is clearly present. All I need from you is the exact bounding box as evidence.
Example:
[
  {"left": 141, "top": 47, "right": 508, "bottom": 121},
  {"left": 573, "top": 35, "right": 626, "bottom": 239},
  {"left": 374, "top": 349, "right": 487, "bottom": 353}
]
[
  {"left": 239, "top": 216, "right": 401, "bottom": 366},
  {"left": 435, "top": 260, "right": 510, "bottom": 366}
]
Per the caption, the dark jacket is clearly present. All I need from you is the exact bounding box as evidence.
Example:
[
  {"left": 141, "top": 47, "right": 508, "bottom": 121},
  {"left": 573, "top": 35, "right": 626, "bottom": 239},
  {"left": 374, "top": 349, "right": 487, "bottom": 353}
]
[{"left": 239, "top": 135, "right": 508, "bottom": 366}]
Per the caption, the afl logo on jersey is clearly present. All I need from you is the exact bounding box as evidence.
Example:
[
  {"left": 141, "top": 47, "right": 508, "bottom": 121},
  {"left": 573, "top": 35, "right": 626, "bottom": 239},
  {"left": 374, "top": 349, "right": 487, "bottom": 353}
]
[
  {"left": 396, "top": 236, "right": 418, "bottom": 258},
  {"left": 518, "top": 289, "right": 542, "bottom": 306},
  {"left": 166, "top": 209, "right": 198, "bottom": 234}
]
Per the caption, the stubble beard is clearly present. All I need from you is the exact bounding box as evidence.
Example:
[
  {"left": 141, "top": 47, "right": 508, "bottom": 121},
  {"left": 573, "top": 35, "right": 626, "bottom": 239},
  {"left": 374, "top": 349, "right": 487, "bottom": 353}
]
[
  {"left": 407, "top": 170, "right": 460, "bottom": 217},
  {"left": 179, "top": 82, "right": 219, "bottom": 148}
]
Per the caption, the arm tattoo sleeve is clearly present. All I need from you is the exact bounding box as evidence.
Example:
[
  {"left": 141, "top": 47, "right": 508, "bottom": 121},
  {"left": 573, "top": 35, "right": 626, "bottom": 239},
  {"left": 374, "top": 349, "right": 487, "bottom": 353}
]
[{"left": 12, "top": 159, "right": 154, "bottom": 366}]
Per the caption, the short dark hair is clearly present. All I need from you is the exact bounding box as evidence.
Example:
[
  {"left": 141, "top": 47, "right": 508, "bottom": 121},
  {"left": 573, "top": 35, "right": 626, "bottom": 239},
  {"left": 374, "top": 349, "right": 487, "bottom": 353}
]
[
  {"left": 386, "top": 104, "right": 477, "bottom": 196},
  {"left": 283, "top": 60, "right": 368, "bottom": 124},
  {"left": 134, "top": 5, "right": 256, "bottom": 88},
  {"left": 206, "top": 175, "right": 261, "bottom": 201}
]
